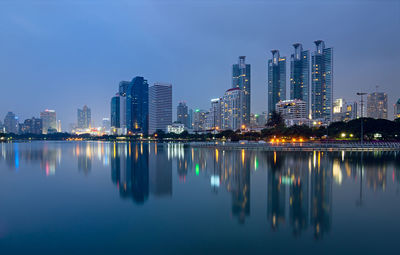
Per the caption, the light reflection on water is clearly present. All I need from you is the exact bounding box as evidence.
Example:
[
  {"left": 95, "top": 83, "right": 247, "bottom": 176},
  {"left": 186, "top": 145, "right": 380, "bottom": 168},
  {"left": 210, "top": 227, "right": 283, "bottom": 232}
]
[{"left": 0, "top": 141, "right": 400, "bottom": 254}]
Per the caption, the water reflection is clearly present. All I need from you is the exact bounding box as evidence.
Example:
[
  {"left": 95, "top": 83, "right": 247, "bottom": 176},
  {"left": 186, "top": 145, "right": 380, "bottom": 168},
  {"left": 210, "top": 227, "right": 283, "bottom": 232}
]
[{"left": 1, "top": 142, "right": 400, "bottom": 241}]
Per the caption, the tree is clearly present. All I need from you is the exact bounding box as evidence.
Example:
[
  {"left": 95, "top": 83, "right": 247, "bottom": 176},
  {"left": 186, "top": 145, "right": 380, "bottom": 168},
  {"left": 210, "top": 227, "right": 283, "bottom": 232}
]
[{"left": 266, "top": 111, "right": 284, "bottom": 128}]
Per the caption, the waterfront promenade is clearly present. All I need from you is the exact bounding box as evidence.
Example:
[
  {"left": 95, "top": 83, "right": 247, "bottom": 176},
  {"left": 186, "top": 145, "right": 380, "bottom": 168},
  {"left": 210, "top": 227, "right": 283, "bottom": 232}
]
[{"left": 189, "top": 141, "right": 400, "bottom": 152}]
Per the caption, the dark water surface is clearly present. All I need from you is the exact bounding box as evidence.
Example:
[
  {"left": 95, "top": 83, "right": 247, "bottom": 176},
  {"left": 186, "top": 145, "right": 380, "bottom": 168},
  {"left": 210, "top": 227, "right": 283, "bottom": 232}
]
[{"left": 0, "top": 141, "right": 399, "bottom": 255}]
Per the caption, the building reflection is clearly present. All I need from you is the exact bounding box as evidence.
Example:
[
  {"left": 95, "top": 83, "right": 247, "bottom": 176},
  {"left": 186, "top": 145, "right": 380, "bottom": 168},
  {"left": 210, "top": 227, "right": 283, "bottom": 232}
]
[
  {"left": 110, "top": 142, "right": 173, "bottom": 204},
  {"left": 0, "top": 142, "right": 61, "bottom": 175},
  {"left": 1, "top": 142, "right": 400, "bottom": 240}
]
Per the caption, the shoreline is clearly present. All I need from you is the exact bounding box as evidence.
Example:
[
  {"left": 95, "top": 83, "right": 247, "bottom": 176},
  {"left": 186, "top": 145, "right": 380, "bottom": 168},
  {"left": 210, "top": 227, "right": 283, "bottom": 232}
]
[{"left": 2, "top": 139, "right": 400, "bottom": 152}]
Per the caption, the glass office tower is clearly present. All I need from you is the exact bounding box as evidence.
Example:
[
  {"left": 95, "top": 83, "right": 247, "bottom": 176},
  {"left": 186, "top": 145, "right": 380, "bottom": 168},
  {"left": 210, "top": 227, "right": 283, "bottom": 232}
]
[
  {"left": 290, "top": 43, "right": 310, "bottom": 117},
  {"left": 232, "top": 56, "right": 251, "bottom": 125},
  {"left": 268, "top": 50, "right": 286, "bottom": 117},
  {"left": 311, "top": 40, "right": 333, "bottom": 123}
]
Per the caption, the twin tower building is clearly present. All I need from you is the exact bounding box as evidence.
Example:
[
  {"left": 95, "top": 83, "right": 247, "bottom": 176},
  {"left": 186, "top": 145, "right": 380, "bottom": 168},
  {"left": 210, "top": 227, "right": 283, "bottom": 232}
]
[
  {"left": 217, "top": 40, "right": 332, "bottom": 131},
  {"left": 268, "top": 40, "right": 333, "bottom": 123}
]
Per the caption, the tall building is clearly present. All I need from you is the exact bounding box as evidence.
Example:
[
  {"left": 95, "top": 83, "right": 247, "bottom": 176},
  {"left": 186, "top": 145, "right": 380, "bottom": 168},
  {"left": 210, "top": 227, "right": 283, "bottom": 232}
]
[
  {"left": 102, "top": 118, "right": 111, "bottom": 132},
  {"left": 77, "top": 105, "right": 91, "bottom": 129},
  {"left": 40, "top": 109, "right": 57, "bottom": 134},
  {"left": 57, "top": 120, "right": 62, "bottom": 133},
  {"left": 193, "top": 109, "right": 207, "bottom": 132},
  {"left": 290, "top": 43, "right": 310, "bottom": 117},
  {"left": 232, "top": 56, "right": 251, "bottom": 124},
  {"left": 149, "top": 83, "right": 172, "bottom": 134},
  {"left": 126, "top": 76, "right": 149, "bottom": 135},
  {"left": 268, "top": 50, "right": 286, "bottom": 117},
  {"left": 367, "top": 92, "right": 388, "bottom": 119},
  {"left": 394, "top": 98, "right": 400, "bottom": 119},
  {"left": 333, "top": 99, "right": 358, "bottom": 122},
  {"left": 111, "top": 95, "right": 120, "bottom": 129},
  {"left": 210, "top": 98, "right": 223, "bottom": 130},
  {"left": 222, "top": 87, "right": 243, "bottom": 130},
  {"left": 311, "top": 40, "right": 333, "bottom": 123},
  {"left": 22, "top": 117, "right": 42, "bottom": 134},
  {"left": 3, "top": 112, "right": 18, "bottom": 134},
  {"left": 177, "top": 102, "right": 189, "bottom": 128}
]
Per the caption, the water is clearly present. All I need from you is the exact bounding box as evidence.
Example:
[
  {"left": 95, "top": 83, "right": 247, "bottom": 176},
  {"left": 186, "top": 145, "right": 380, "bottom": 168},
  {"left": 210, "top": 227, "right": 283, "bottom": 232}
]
[{"left": 0, "top": 141, "right": 399, "bottom": 255}]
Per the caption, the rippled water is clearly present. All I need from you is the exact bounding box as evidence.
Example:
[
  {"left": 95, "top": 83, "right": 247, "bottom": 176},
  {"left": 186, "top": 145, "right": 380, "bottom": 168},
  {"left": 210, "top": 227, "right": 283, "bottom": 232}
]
[{"left": 0, "top": 141, "right": 399, "bottom": 254}]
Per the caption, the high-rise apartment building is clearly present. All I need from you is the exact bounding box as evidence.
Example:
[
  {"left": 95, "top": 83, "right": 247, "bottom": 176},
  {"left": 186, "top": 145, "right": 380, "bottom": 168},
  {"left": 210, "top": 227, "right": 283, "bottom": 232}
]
[
  {"left": 268, "top": 50, "right": 286, "bottom": 117},
  {"left": 77, "top": 105, "right": 91, "bottom": 129},
  {"left": 232, "top": 56, "right": 251, "bottom": 124},
  {"left": 275, "top": 99, "right": 308, "bottom": 126},
  {"left": 177, "top": 102, "right": 189, "bottom": 128},
  {"left": 367, "top": 92, "right": 388, "bottom": 119},
  {"left": 3, "top": 112, "right": 18, "bottom": 134},
  {"left": 222, "top": 87, "right": 243, "bottom": 130},
  {"left": 311, "top": 40, "right": 333, "bottom": 123},
  {"left": 40, "top": 109, "right": 57, "bottom": 134},
  {"left": 394, "top": 98, "right": 400, "bottom": 119},
  {"left": 149, "top": 83, "right": 172, "bottom": 134},
  {"left": 193, "top": 109, "right": 207, "bottom": 132},
  {"left": 210, "top": 98, "right": 223, "bottom": 130},
  {"left": 290, "top": 43, "right": 310, "bottom": 117}
]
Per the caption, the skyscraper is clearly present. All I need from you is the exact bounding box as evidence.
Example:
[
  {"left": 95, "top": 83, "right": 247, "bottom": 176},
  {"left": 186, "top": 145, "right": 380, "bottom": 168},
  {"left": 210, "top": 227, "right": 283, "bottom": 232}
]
[
  {"left": 3, "top": 112, "right": 18, "bottom": 134},
  {"left": 22, "top": 117, "right": 42, "bottom": 134},
  {"left": 222, "top": 87, "right": 243, "bottom": 130},
  {"left": 111, "top": 95, "right": 120, "bottom": 129},
  {"left": 77, "top": 105, "right": 91, "bottom": 129},
  {"left": 126, "top": 76, "right": 149, "bottom": 135},
  {"left": 210, "top": 98, "right": 223, "bottom": 130},
  {"left": 193, "top": 109, "right": 207, "bottom": 132},
  {"left": 394, "top": 98, "right": 400, "bottom": 120},
  {"left": 232, "top": 56, "right": 251, "bottom": 124},
  {"left": 290, "top": 43, "right": 310, "bottom": 116},
  {"left": 149, "top": 83, "right": 172, "bottom": 134},
  {"left": 311, "top": 40, "right": 333, "bottom": 123},
  {"left": 177, "top": 102, "right": 189, "bottom": 128},
  {"left": 367, "top": 92, "right": 388, "bottom": 119},
  {"left": 40, "top": 109, "right": 57, "bottom": 134},
  {"left": 268, "top": 50, "right": 286, "bottom": 117}
]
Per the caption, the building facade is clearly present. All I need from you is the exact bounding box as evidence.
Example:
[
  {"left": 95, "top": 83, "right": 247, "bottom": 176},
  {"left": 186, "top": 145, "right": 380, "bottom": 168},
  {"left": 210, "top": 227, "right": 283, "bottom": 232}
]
[
  {"left": 21, "top": 117, "right": 42, "bottom": 134},
  {"left": 222, "top": 87, "right": 243, "bottom": 131},
  {"left": 275, "top": 99, "right": 308, "bottom": 126},
  {"left": 3, "top": 112, "right": 18, "bottom": 134},
  {"left": 395, "top": 98, "right": 400, "bottom": 120},
  {"left": 125, "top": 76, "right": 149, "bottom": 135},
  {"left": 268, "top": 50, "right": 286, "bottom": 117},
  {"left": 40, "top": 109, "right": 57, "bottom": 134},
  {"left": 232, "top": 56, "right": 251, "bottom": 125},
  {"left": 290, "top": 43, "right": 310, "bottom": 117},
  {"left": 311, "top": 40, "right": 333, "bottom": 123},
  {"left": 193, "top": 109, "right": 207, "bottom": 132},
  {"left": 367, "top": 92, "right": 388, "bottom": 119},
  {"left": 77, "top": 105, "right": 91, "bottom": 129},
  {"left": 177, "top": 102, "right": 189, "bottom": 128},
  {"left": 210, "top": 98, "right": 223, "bottom": 130},
  {"left": 149, "top": 83, "right": 172, "bottom": 134}
]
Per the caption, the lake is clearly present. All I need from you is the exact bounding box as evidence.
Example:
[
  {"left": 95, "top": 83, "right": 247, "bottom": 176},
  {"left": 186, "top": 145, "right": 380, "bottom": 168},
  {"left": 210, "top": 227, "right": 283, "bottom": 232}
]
[{"left": 0, "top": 141, "right": 399, "bottom": 254}]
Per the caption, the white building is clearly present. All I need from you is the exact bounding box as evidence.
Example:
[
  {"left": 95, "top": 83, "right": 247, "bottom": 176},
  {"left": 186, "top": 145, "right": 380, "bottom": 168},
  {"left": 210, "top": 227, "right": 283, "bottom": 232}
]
[
  {"left": 222, "top": 87, "right": 243, "bottom": 130},
  {"left": 275, "top": 99, "right": 308, "bottom": 126},
  {"left": 167, "top": 123, "right": 185, "bottom": 134}
]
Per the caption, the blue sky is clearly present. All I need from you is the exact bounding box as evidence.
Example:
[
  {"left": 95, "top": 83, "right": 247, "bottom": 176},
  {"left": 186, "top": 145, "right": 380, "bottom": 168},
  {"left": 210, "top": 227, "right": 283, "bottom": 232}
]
[{"left": 0, "top": 0, "right": 399, "bottom": 128}]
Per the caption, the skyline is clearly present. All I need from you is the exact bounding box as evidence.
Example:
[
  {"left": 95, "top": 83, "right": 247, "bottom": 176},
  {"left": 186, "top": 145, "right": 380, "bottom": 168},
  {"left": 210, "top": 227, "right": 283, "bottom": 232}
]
[{"left": 1, "top": 0, "right": 399, "bottom": 126}]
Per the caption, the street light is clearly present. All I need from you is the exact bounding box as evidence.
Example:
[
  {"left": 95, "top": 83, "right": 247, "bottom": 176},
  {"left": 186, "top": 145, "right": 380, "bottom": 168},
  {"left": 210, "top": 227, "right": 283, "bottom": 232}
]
[{"left": 356, "top": 92, "right": 367, "bottom": 145}]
